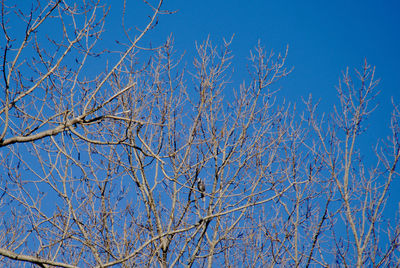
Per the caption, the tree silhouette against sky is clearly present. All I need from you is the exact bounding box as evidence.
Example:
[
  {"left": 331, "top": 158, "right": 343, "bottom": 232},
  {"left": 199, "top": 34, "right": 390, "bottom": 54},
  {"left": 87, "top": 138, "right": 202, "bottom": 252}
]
[{"left": 0, "top": 1, "right": 399, "bottom": 267}]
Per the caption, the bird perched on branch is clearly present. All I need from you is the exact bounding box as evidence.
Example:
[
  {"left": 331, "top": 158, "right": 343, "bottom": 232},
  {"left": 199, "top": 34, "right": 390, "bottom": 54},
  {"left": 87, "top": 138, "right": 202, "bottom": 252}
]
[{"left": 197, "top": 178, "right": 206, "bottom": 201}]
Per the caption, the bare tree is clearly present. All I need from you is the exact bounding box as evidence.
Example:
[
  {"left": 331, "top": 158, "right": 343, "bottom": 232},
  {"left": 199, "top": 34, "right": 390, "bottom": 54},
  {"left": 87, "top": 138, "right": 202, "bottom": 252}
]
[{"left": 0, "top": 1, "right": 399, "bottom": 267}]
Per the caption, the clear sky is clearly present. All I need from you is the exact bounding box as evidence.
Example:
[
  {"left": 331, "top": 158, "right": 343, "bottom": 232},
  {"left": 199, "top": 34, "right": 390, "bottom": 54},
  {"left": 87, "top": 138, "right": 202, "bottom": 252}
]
[
  {"left": 114, "top": 1, "right": 400, "bottom": 157},
  {"left": 118, "top": 0, "right": 400, "bottom": 214},
  {"left": 11, "top": 0, "right": 399, "bottom": 225},
  {"left": 116, "top": 0, "right": 400, "bottom": 129},
  {"left": 11, "top": 0, "right": 399, "bottom": 238},
  {"left": 2, "top": 1, "right": 399, "bottom": 264}
]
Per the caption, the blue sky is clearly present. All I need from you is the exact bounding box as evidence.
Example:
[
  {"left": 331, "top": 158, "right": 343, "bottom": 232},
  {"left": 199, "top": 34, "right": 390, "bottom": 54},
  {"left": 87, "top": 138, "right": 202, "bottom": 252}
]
[
  {"left": 118, "top": 0, "right": 400, "bottom": 212},
  {"left": 118, "top": 0, "right": 400, "bottom": 121},
  {"left": 10, "top": 0, "right": 398, "bottom": 217},
  {"left": 1, "top": 1, "right": 399, "bottom": 264},
  {"left": 112, "top": 0, "right": 400, "bottom": 155},
  {"left": 12, "top": 0, "right": 399, "bottom": 233}
]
